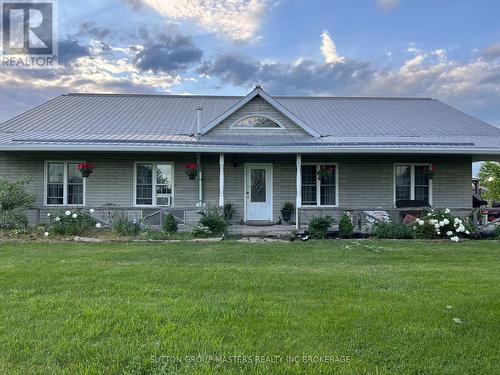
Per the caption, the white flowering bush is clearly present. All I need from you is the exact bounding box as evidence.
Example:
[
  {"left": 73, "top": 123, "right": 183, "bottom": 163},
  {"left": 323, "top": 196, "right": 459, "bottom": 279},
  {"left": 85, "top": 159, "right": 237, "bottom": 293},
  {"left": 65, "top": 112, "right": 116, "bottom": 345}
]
[
  {"left": 412, "top": 209, "right": 471, "bottom": 241},
  {"left": 191, "top": 224, "right": 212, "bottom": 238},
  {"left": 46, "top": 209, "right": 97, "bottom": 236}
]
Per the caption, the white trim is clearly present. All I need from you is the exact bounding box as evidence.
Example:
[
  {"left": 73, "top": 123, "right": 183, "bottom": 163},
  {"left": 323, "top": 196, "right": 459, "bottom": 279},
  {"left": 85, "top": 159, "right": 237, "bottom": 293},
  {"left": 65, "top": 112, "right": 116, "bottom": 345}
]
[
  {"left": 393, "top": 163, "right": 433, "bottom": 207},
  {"left": 244, "top": 163, "right": 273, "bottom": 221},
  {"left": 229, "top": 114, "right": 286, "bottom": 130},
  {"left": 43, "top": 161, "right": 87, "bottom": 207},
  {"left": 296, "top": 154, "right": 302, "bottom": 229},
  {"left": 300, "top": 162, "right": 339, "bottom": 208},
  {"left": 200, "top": 87, "right": 321, "bottom": 137},
  {"left": 133, "top": 161, "right": 175, "bottom": 207}
]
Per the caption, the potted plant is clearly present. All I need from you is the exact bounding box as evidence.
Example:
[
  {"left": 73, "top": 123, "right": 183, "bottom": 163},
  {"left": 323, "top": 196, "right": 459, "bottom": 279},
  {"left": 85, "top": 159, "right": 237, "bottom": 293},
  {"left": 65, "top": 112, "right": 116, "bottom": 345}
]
[
  {"left": 280, "top": 202, "right": 294, "bottom": 222},
  {"left": 77, "top": 163, "right": 95, "bottom": 178},
  {"left": 185, "top": 163, "right": 198, "bottom": 180},
  {"left": 317, "top": 165, "right": 334, "bottom": 180},
  {"left": 425, "top": 164, "right": 437, "bottom": 180}
]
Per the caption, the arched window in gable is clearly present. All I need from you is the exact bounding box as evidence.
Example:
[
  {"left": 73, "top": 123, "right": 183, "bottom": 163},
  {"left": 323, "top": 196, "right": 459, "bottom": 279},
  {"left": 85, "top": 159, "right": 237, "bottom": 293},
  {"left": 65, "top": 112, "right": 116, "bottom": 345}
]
[{"left": 230, "top": 115, "right": 284, "bottom": 129}]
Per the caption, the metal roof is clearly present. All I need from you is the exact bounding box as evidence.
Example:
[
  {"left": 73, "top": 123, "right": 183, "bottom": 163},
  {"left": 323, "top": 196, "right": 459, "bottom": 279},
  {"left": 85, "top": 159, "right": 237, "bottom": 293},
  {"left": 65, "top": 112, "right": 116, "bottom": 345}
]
[{"left": 1, "top": 88, "right": 500, "bottom": 155}]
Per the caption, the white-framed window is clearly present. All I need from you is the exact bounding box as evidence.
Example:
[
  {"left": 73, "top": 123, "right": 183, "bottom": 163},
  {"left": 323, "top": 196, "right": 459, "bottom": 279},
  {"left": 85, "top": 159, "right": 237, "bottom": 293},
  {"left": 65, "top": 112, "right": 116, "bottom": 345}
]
[
  {"left": 44, "top": 161, "right": 85, "bottom": 206},
  {"left": 301, "top": 163, "right": 338, "bottom": 207},
  {"left": 230, "top": 115, "right": 285, "bottom": 129},
  {"left": 134, "top": 162, "right": 174, "bottom": 207},
  {"left": 394, "top": 163, "right": 433, "bottom": 206}
]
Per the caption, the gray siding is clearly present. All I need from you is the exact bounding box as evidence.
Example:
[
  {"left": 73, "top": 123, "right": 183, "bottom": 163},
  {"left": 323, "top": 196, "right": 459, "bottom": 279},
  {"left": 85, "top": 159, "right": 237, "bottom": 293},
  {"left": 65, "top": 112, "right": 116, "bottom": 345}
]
[
  {"left": 0, "top": 152, "right": 472, "bottom": 225},
  {"left": 207, "top": 96, "right": 309, "bottom": 136}
]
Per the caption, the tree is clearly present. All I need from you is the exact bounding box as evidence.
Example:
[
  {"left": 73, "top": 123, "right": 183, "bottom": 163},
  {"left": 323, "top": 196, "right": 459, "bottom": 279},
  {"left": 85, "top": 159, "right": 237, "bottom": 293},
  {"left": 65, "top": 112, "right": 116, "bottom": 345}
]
[{"left": 478, "top": 161, "right": 500, "bottom": 202}]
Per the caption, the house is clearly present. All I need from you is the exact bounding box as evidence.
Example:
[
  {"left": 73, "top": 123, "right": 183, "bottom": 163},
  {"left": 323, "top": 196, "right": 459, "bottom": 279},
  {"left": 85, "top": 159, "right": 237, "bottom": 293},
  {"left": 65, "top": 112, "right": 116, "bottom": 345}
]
[{"left": 1, "top": 85, "right": 500, "bottom": 228}]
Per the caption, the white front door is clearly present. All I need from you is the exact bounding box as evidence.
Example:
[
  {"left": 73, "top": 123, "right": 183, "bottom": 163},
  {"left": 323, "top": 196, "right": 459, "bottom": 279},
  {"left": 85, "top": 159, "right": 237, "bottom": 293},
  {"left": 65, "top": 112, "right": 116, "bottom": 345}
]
[{"left": 245, "top": 163, "right": 273, "bottom": 221}]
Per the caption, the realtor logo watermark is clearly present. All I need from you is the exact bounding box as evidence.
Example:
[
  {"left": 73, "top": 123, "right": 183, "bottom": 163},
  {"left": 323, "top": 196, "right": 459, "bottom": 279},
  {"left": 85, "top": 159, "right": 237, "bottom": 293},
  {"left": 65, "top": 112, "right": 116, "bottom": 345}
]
[{"left": 1, "top": 0, "right": 57, "bottom": 68}]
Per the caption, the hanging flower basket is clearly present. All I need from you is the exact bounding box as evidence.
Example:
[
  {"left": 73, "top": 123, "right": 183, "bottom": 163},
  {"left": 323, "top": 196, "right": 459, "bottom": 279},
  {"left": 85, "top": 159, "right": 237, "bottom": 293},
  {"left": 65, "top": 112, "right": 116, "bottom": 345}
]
[
  {"left": 317, "top": 165, "right": 334, "bottom": 180},
  {"left": 185, "top": 163, "right": 198, "bottom": 180},
  {"left": 77, "top": 163, "right": 95, "bottom": 178},
  {"left": 425, "top": 164, "right": 437, "bottom": 180}
]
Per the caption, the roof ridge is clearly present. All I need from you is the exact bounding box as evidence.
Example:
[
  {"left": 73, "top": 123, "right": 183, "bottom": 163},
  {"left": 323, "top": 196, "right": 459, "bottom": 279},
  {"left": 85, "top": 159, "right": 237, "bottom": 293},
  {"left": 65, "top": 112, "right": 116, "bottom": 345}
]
[
  {"left": 64, "top": 92, "right": 433, "bottom": 100},
  {"left": 65, "top": 93, "right": 244, "bottom": 99},
  {"left": 276, "top": 96, "right": 434, "bottom": 100}
]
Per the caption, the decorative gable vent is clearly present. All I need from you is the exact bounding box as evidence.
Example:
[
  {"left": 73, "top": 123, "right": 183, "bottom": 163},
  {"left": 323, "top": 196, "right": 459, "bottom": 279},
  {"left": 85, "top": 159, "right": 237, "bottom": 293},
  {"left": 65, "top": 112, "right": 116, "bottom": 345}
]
[{"left": 230, "top": 115, "right": 284, "bottom": 129}]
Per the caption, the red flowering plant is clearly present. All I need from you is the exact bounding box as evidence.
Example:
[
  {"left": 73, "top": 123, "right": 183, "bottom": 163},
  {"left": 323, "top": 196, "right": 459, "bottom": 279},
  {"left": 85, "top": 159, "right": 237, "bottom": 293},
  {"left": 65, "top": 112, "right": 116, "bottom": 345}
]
[
  {"left": 185, "top": 163, "right": 198, "bottom": 180},
  {"left": 425, "top": 164, "right": 437, "bottom": 180},
  {"left": 77, "top": 163, "right": 95, "bottom": 177}
]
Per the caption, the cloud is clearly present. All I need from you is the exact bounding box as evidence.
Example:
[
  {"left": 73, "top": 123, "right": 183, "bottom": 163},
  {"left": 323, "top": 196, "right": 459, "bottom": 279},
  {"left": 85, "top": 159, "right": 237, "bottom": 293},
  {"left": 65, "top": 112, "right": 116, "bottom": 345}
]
[
  {"left": 198, "top": 34, "right": 500, "bottom": 124},
  {"left": 58, "top": 40, "right": 91, "bottom": 65},
  {"left": 482, "top": 43, "right": 500, "bottom": 60},
  {"left": 0, "top": 37, "right": 187, "bottom": 122},
  {"left": 320, "top": 31, "right": 344, "bottom": 64},
  {"left": 376, "top": 0, "right": 399, "bottom": 11},
  {"left": 122, "top": 0, "right": 143, "bottom": 10},
  {"left": 198, "top": 53, "right": 374, "bottom": 95},
  {"left": 134, "top": 34, "right": 202, "bottom": 73},
  {"left": 133, "top": 0, "right": 267, "bottom": 41},
  {"left": 78, "top": 22, "right": 112, "bottom": 40},
  {"left": 197, "top": 54, "right": 260, "bottom": 85}
]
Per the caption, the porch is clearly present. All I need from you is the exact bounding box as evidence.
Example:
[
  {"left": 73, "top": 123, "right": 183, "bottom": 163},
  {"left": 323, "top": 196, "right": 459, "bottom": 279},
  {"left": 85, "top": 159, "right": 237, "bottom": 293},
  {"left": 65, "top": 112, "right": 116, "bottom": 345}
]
[{"left": 0, "top": 151, "right": 473, "bottom": 228}]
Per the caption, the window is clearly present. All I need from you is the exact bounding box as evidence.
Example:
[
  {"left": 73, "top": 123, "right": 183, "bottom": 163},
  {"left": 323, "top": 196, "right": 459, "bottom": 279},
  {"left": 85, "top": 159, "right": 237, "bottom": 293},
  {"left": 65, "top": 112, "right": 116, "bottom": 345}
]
[
  {"left": 301, "top": 164, "right": 338, "bottom": 206},
  {"left": 45, "top": 162, "right": 84, "bottom": 205},
  {"left": 231, "top": 115, "right": 283, "bottom": 129},
  {"left": 135, "top": 162, "right": 173, "bottom": 206},
  {"left": 395, "top": 164, "right": 431, "bottom": 205}
]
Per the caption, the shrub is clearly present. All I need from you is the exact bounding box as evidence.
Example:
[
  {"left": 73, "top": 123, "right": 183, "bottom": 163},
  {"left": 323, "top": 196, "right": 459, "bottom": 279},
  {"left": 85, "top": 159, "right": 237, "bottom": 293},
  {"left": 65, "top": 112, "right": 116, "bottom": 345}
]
[
  {"left": 339, "top": 212, "right": 354, "bottom": 238},
  {"left": 223, "top": 202, "right": 235, "bottom": 222},
  {"left": 412, "top": 209, "right": 471, "bottom": 241},
  {"left": 372, "top": 221, "right": 413, "bottom": 239},
  {"left": 163, "top": 213, "right": 178, "bottom": 233},
  {"left": 308, "top": 216, "right": 333, "bottom": 239},
  {"left": 111, "top": 213, "right": 141, "bottom": 236},
  {"left": 191, "top": 224, "right": 212, "bottom": 238},
  {"left": 50, "top": 210, "right": 97, "bottom": 236},
  {"left": 0, "top": 208, "right": 29, "bottom": 229},
  {"left": 0, "top": 177, "right": 36, "bottom": 229},
  {"left": 197, "top": 206, "right": 227, "bottom": 235}
]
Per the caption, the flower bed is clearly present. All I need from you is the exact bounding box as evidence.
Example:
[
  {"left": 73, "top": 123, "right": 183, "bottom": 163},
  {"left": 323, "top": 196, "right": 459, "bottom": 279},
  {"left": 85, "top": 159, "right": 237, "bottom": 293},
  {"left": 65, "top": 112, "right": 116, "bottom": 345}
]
[{"left": 412, "top": 209, "right": 473, "bottom": 242}]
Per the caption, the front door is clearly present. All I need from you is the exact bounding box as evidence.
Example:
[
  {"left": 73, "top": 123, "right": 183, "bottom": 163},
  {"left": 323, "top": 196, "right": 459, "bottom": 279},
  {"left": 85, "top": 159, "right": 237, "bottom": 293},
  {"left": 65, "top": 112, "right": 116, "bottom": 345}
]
[{"left": 245, "top": 163, "right": 273, "bottom": 221}]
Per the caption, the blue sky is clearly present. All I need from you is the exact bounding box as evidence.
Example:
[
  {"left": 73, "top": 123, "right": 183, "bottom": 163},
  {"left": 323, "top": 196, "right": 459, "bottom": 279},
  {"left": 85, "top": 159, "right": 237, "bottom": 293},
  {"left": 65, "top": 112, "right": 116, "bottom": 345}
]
[{"left": 1, "top": 0, "right": 500, "bottom": 135}]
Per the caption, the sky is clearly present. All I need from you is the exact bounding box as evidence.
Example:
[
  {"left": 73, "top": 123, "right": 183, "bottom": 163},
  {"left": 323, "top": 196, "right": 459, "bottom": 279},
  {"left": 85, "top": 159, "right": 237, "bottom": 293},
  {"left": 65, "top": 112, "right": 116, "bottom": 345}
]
[{"left": 1, "top": 0, "right": 500, "bottom": 136}]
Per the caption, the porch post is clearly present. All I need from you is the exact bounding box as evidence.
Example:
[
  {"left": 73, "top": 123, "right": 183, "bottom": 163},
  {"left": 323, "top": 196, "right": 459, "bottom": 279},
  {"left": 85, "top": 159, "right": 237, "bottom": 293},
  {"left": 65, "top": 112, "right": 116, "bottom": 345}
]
[
  {"left": 196, "top": 153, "right": 203, "bottom": 206},
  {"left": 296, "top": 154, "right": 302, "bottom": 229},
  {"left": 219, "top": 153, "right": 224, "bottom": 206}
]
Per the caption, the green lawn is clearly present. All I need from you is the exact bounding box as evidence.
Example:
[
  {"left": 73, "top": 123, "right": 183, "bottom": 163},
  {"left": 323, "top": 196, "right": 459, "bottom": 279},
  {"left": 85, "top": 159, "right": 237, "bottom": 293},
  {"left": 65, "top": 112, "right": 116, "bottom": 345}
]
[{"left": 0, "top": 240, "right": 499, "bottom": 374}]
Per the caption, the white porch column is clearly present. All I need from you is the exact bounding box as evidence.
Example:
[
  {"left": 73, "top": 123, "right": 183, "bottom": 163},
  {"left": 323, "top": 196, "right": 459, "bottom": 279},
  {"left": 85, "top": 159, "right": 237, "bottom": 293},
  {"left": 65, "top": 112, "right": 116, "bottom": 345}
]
[
  {"left": 196, "top": 153, "right": 203, "bottom": 206},
  {"left": 219, "top": 153, "right": 224, "bottom": 206},
  {"left": 296, "top": 154, "right": 302, "bottom": 229}
]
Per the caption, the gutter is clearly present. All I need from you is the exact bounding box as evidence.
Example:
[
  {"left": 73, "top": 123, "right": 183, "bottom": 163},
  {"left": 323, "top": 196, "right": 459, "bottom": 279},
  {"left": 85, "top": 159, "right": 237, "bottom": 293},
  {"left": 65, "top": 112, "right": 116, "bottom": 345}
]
[{"left": 1, "top": 143, "right": 500, "bottom": 155}]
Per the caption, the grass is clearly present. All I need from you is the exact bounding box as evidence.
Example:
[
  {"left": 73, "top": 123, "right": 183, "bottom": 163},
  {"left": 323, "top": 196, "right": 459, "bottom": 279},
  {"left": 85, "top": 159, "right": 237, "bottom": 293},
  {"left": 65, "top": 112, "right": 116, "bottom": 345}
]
[{"left": 0, "top": 240, "right": 498, "bottom": 374}]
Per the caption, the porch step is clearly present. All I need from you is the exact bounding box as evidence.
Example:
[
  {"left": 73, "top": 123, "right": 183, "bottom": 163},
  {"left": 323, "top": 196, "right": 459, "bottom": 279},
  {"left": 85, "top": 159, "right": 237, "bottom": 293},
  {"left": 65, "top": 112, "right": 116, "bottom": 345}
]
[{"left": 244, "top": 220, "right": 276, "bottom": 226}]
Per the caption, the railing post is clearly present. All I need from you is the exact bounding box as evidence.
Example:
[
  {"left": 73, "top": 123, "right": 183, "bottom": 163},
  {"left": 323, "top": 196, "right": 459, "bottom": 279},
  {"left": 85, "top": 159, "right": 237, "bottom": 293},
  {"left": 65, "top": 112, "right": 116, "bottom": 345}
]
[
  {"left": 159, "top": 208, "right": 164, "bottom": 228},
  {"left": 296, "top": 154, "right": 302, "bottom": 229},
  {"left": 197, "top": 153, "right": 203, "bottom": 206},
  {"left": 219, "top": 153, "right": 224, "bottom": 207}
]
